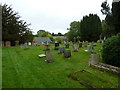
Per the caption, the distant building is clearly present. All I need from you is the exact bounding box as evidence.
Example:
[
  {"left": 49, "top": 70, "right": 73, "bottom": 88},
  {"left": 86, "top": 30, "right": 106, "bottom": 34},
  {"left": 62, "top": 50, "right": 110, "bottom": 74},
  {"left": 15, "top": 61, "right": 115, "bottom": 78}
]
[
  {"left": 113, "top": 0, "right": 120, "bottom": 2},
  {"left": 53, "top": 36, "right": 67, "bottom": 39},
  {"left": 33, "top": 37, "right": 52, "bottom": 45}
]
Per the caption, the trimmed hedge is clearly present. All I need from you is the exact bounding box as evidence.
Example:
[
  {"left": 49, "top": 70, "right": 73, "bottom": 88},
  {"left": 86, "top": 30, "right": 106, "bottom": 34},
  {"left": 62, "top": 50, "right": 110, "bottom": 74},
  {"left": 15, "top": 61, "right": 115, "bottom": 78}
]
[{"left": 102, "top": 33, "right": 120, "bottom": 67}]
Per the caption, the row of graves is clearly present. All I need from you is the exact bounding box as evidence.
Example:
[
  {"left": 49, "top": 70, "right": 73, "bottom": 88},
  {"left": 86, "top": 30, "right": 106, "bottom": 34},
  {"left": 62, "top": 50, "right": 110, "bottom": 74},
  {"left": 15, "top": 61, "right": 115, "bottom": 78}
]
[
  {"left": 38, "top": 41, "right": 95, "bottom": 63},
  {"left": 0, "top": 41, "right": 20, "bottom": 47},
  {"left": 38, "top": 41, "right": 120, "bottom": 75}
]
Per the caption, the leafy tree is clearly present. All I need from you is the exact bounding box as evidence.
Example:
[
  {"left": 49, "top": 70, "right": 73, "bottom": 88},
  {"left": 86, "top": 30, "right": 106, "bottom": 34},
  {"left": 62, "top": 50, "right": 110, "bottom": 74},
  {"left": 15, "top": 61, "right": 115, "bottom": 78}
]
[
  {"left": 46, "top": 34, "right": 54, "bottom": 41},
  {"left": 55, "top": 36, "right": 63, "bottom": 43},
  {"left": 37, "top": 30, "right": 45, "bottom": 35},
  {"left": 67, "top": 21, "right": 80, "bottom": 41},
  {"left": 2, "top": 4, "right": 32, "bottom": 45},
  {"left": 80, "top": 14, "right": 102, "bottom": 41}
]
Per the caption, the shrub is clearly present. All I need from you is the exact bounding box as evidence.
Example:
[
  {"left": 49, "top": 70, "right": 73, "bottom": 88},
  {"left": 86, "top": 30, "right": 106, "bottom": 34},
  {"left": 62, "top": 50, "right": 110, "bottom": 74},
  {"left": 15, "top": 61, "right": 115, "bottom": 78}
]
[{"left": 102, "top": 33, "right": 120, "bottom": 67}]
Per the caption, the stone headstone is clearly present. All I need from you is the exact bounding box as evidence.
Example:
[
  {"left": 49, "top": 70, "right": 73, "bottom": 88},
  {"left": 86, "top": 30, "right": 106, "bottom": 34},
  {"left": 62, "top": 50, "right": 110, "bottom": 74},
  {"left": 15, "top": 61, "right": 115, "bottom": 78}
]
[
  {"left": 44, "top": 45, "right": 50, "bottom": 50},
  {"left": 2, "top": 41, "right": 4, "bottom": 46},
  {"left": 85, "top": 45, "right": 93, "bottom": 52},
  {"left": 15, "top": 41, "right": 19, "bottom": 46},
  {"left": 28, "top": 42, "right": 31, "bottom": 45},
  {"left": 84, "top": 42, "right": 87, "bottom": 47},
  {"left": 5, "top": 41, "right": 11, "bottom": 47},
  {"left": 65, "top": 43, "right": 69, "bottom": 48},
  {"left": 45, "top": 50, "right": 53, "bottom": 63},
  {"left": 89, "top": 54, "right": 100, "bottom": 66},
  {"left": 64, "top": 50, "right": 71, "bottom": 58},
  {"left": 54, "top": 42, "right": 59, "bottom": 50},
  {"left": 73, "top": 44, "right": 78, "bottom": 52},
  {"left": 20, "top": 44, "right": 28, "bottom": 49},
  {"left": 59, "top": 47, "right": 65, "bottom": 53}
]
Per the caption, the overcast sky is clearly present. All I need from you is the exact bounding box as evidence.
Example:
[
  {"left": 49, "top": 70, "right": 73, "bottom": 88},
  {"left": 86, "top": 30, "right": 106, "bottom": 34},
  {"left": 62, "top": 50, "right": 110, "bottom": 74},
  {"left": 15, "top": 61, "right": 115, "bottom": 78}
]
[{"left": 1, "top": 0, "right": 113, "bottom": 34}]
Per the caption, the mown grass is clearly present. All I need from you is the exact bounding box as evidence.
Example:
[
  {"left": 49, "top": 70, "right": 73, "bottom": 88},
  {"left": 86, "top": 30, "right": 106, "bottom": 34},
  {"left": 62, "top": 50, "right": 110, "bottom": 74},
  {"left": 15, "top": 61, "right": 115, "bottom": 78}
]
[{"left": 2, "top": 43, "right": 119, "bottom": 88}]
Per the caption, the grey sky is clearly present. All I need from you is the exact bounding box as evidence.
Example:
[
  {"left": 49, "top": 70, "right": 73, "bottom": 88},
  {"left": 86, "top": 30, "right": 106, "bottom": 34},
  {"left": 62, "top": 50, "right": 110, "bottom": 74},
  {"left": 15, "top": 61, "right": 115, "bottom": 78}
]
[{"left": 1, "top": 0, "right": 113, "bottom": 34}]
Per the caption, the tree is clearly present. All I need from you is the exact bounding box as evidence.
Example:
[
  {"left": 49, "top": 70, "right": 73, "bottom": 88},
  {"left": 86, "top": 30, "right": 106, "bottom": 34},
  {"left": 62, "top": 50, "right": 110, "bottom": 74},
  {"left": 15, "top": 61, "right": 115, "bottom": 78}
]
[
  {"left": 2, "top": 4, "right": 31, "bottom": 45},
  {"left": 112, "top": 1, "right": 120, "bottom": 34},
  {"left": 67, "top": 21, "right": 80, "bottom": 41},
  {"left": 55, "top": 36, "right": 63, "bottom": 43},
  {"left": 80, "top": 14, "right": 102, "bottom": 41},
  {"left": 37, "top": 30, "right": 45, "bottom": 35}
]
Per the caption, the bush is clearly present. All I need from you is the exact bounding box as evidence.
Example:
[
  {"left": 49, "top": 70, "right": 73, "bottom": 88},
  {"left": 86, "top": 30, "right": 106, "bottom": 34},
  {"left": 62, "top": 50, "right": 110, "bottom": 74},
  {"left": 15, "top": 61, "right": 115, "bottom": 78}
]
[{"left": 102, "top": 33, "right": 120, "bottom": 67}]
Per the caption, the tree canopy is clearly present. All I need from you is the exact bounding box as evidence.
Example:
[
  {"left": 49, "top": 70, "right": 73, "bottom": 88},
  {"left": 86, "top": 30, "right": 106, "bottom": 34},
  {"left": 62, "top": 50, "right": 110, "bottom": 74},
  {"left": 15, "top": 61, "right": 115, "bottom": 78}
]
[{"left": 2, "top": 4, "right": 33, "bottom": 45}]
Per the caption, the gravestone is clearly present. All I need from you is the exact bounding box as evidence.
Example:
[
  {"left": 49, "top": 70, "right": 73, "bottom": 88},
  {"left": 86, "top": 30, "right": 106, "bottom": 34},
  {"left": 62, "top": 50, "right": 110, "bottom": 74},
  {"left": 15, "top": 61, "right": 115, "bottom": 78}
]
[
  {"left": 5, "top": 41, "right": 11, "bottom": 47},
  {"left": 44, "top": 45, "right": 50, "bottom": 50},
  {"left": 84, "top": 42, "right": 87, "bottom": 47},
  {"left": 45, "top": 50, "right": 53, "bottom": 63},
  {"left": 64, "top": 50, "right": 71, "bottom": 58},
  {"left": 73, "top": 44, "right": 78, "bottom": 52},
  {"left": 2, "top": 41, "right": 4, "bottom": 46},
  {"left": 20, "top": 44, "right": 28, "bottom": 49},
  {"left": 59, "top": 47, "right": 65, "bottom": 53},
  {"left": 89, "top": 54, "right": 100, "bottom": 66},
  {"left": 28, "top": 42, "right": 31, "bottom": 45},
  {"left": 65, "top": 43, "right": 69, "bottom": 48},
  {"left": 54, "top": 42, "right": 59, "bottom": 50},
  {"left": 85, "top": 45, "right": 93, "bottom": 52},
  {"left": 15, "top": 41, "right": 19, "bottom": 46},
  {"left": 79, "top": 42, "right": 82, "bottom": 48}
]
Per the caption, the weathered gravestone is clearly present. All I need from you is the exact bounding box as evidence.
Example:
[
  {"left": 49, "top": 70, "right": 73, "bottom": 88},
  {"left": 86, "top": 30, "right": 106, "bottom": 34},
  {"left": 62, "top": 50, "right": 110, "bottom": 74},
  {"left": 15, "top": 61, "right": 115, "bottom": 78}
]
[
  {"left": 15, "top": 41, "right": 19, "bottom": 46},
  {"left": 73, "top": 44, "right": 78, "bottom": 52},
  {"left": 54, "top": 42, "right": 59, "bottom": 50},
  {"left": 5, "top": 41, "right": 11, "bottom": 47},
  {"left": 84, "top": 41, "right": 87, "bottom": 47},
  {"left": 28, "top": 42, "right": 31, "bottom": 45},
  {"left": 85, "top": 45, "right": 93, "bottom": 52},
  {"left": 89, "top": 54, "right": 100, "bottom": 66},
  {"left": 20, "top": 44, "right": 28, "bottom": 49},
  {"left": 64, "top": 50, "right": 71, "bottom": 58},
  {"left": 44, "top": 45, "right": 50, "bottom": 50},
  {"left": 65, "top": 43, "right": 69, "bottom": 48},
  {"left": 45, "top": 50, "right": 53, "bottom": 63},
  {"left": 2, "top": 41, "right": 4, "bottom": 46},
  {"left": 59, "top": 47, "right": 65, "bottom": 54}
]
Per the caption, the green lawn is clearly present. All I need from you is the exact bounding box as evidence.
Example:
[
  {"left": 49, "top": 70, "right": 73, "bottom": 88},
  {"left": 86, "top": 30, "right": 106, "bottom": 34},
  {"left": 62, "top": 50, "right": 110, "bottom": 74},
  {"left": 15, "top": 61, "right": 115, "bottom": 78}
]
[{"left": 2, "top": 43, "right": 119, "bottom": 88}]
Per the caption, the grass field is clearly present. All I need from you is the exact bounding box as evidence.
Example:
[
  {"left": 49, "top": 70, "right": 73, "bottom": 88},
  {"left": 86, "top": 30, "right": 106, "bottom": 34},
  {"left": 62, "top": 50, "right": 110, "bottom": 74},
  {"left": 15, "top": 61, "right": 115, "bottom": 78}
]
[{"left": 2, "top": 43, "right": 119, "bottom": 88}]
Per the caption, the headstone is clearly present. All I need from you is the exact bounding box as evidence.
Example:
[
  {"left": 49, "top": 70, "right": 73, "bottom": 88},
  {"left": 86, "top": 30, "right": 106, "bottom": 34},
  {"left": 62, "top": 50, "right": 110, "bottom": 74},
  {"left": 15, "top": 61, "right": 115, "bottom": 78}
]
[
  {"left": 28, "top": 42, "right": 31, "bottom": 45},
  {"left": 85, "top": 45, "right": 93, "bottom": 52},
  {"left": 2, "top": 41, "right": 4, "bottom": 46},
  {"left": 54, "top": 42, "right": 59, "bottom": 50},
  {"left": 64, "top": 50, "right": 71, "bottom": 58},
  {"left": 84, "top": 41, "right": 87, "bottom": 47},
  {"left": 45, "top": 51, "right": 53, "bottom": 63},
  {"left": 20, "top": 44, "right": 28, "bottom": 49},
  {"left": 15, "top": 41, "right": 19, "bottom": 46},
  {"left": 79, "top": 42, "right": 82, "bottom": 48},
  {"left": 44, "top": 45, "right": 50, "bottom": 50},
  {"left": 73, "top": 44, "right": 78, "bottom": 52},
  {"left": 89, "top": 54, "right": 100, "bottom": 66},
  {"left": 65, "top": 43, "right": 69, "bottom": 48},
  {"left": 59, "top": 47, "right": 65, "bottom": 53},
  {"left": 5, "top": 41, "right": 11, "bottom": 47}
]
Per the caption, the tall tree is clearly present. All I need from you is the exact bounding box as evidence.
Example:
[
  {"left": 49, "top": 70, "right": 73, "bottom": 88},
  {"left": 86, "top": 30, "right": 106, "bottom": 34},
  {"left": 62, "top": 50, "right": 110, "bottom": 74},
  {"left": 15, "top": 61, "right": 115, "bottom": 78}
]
[
  {"left": 2, "top": 4, "right": 31, "bottom": 45},
  {"left": 67, "top": 21, "right": 80, "bottom": 41},
  {"left": 80, "top": 14, "right": 102, "bottom": 41}
]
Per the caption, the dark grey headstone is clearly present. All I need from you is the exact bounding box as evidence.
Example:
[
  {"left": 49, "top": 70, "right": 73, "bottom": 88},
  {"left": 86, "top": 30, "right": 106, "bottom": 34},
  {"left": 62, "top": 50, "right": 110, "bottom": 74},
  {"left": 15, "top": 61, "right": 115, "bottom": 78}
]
[
  {"left": 45, "top": 51, "right": 53, "bottom": 63},
  {"left": 79, "top": 42, "right": 82, "bottom": 48},
  {"left": 54, "top": 42, "right": 59, "bottom": 50},
  {"left": 59, "top": 47, "right": 65, "bottom": 53},
  {"left": 64, "top": 50, "right": 71, "bottom": 58}
]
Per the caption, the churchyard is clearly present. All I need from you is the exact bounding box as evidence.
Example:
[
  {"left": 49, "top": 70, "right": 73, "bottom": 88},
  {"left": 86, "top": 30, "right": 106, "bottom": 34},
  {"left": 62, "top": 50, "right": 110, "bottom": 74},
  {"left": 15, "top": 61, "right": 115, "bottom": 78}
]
[{"left": 2, "top": 42, "right": 120, "bottom": 88}]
